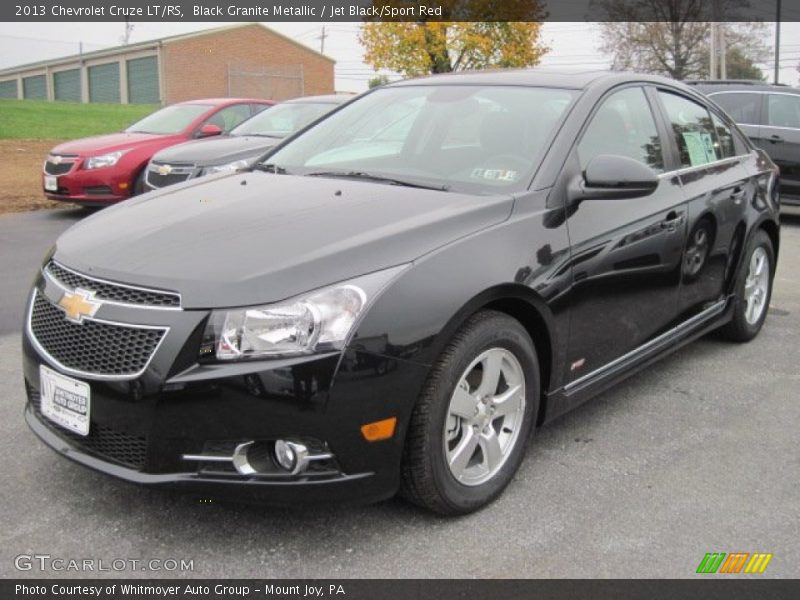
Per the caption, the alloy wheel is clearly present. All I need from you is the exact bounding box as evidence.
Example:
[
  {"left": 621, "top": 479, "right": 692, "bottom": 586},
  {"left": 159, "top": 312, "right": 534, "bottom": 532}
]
[
  {"left": 744, "top": 246, "right": 770, "bottom": 325},
  {"left": 443, "top": 348, "right": 526, "bottom": 486}
]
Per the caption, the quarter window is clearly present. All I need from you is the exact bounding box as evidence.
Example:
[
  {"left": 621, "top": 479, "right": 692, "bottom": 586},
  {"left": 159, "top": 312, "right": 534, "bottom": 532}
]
[
  {"left": 578, "top": 87, "right": 664, "bottom": 173},
  {"left": 659, "top": 91, "right": 720, "bottom": 168},
  {"left": 766, "top": 94, "right": 800, "bottom": 129},
  {"left": 709, "top": 92, "right": 761, "bottom": 124}
]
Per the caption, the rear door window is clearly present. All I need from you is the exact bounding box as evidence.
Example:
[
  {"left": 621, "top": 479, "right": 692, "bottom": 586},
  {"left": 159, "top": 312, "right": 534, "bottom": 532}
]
[
  {"left": 659, "top": 91, "right": 721, "bottom": 168},
  {"left": 709, "top": 92, "right": 762, "bottom": 125},
  {"left": 766, "top": 94, "right": 800, "bottom": 129}
]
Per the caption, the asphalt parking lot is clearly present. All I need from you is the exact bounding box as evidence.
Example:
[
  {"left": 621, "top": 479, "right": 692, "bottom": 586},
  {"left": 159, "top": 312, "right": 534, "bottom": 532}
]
[{"left": 1, "top": 207, "right": 798, "bottom": 579}]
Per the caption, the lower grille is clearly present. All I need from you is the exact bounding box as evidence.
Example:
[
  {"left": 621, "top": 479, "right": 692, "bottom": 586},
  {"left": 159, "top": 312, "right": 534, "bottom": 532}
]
[
  {"left": 28, "top": 385, "right": 148, "bottom": 470},
  {"left": 83, "top": 185, "right": 113, "bottom": 196},
  {"left": 29, "top": 291, "right": 166, "bottom": 378}
]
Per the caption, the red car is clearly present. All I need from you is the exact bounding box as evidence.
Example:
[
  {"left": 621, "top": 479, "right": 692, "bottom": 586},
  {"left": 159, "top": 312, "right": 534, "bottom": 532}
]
[{"left": 42, "top": 98, "right": 274, "bottom": 206}]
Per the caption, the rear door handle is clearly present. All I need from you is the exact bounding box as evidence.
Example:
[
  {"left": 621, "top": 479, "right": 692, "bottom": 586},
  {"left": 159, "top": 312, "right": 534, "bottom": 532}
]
[{"left": 769, "top": 134, "right": 784, "bottom": 144}]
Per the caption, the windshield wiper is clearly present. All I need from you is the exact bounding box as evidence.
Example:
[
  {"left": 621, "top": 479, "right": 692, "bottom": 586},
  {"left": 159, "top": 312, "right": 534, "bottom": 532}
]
[
  {"left": 245, "top": 133, "right": 283, "bottom": 139},
  {"left": 306, "top": 171, "right": 449, "bottom": 192},
  {"left": 253, "top": 163, "right": 290, "bottom": 174}
]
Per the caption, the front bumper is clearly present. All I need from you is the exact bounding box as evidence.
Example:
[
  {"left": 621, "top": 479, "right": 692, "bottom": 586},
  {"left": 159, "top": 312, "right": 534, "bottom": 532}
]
[
  {"left": 43, "top": 166, "right": 133, "bottom": 205},
  {"left": 22, "top": 274, "right": 431, "bottom": 505}
]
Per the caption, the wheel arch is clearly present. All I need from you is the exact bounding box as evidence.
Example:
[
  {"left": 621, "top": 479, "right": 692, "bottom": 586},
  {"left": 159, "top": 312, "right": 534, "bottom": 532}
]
[
  {"left": 429, "top": 284, "right": 558, "bottom": 426},
  {"left": 759, "top": 218, "right": 780, "bottom": 264}
]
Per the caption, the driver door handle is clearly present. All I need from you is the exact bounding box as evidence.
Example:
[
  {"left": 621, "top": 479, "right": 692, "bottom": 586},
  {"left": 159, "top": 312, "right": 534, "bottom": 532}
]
[{"left": 662, "top": 210, "right": 684, "bottom": 230}]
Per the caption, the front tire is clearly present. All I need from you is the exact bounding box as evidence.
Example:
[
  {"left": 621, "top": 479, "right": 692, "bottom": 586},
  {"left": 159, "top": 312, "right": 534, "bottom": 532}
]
[
  {"left": 401, "top": 310, "right": 539, "bottom": 515},
  {"left": 133, "top": 169, "right": 147, "bottom": 196},
  {"left": 719, "top": 229, "right": 774, "bottom": 342}
]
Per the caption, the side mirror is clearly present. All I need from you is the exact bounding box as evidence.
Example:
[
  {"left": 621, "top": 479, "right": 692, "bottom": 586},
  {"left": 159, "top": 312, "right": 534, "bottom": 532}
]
[
  {"left": 197, "top": 123, "right": 223, "bottom": 138},
  {"left": 569, "top": 154, "right": 659, "bottom": 202}
]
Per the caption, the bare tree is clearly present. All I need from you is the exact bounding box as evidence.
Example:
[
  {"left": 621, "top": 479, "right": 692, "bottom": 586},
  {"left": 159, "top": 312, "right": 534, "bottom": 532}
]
[{"left": 596, "top": 0, "right": 768, "bottom": 80}]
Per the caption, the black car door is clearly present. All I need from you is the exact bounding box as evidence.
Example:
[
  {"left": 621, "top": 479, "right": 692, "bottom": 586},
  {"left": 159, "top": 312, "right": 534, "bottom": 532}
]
[
  {"left": 761, "top": 92, "right": 800, "bottom": 200},
  {"left": 561, "top": 85, "right": 687, "bottom": 383},
  {"left": 655, "top": 89, "right": 752, "bottom": 321}
]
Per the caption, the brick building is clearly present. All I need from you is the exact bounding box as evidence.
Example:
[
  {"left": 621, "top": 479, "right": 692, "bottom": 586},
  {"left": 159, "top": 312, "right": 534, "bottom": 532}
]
[{"left": 0, "top": 24, "right": 335, "bottom": 104}]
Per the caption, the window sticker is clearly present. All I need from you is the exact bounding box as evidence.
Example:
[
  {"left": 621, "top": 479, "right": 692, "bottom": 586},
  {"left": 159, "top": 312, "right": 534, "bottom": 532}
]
[
  {"left": 682, "top": 131, "right": 716, "bottom": 166},
  {"left": 471, "top": 168, "right": 519, "bottom": 182}
]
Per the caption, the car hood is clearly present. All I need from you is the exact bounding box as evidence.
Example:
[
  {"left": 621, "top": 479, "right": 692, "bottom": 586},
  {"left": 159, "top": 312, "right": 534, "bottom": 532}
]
[
  {"left": 50, "top": 132, "right": 178, "bottom": 156},
  {"left": 53, "top": 173, "right": 514, "bottom": 308},
  {"left": 153, "top": 136, "right": 279, "bottom": 167}
]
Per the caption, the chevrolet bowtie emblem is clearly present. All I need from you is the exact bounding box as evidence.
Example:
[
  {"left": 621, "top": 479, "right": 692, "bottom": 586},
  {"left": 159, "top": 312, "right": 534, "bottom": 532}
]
[
  {"left": 57, "top": 288, "right": 101, "bottom": 323},
  {"left": 157, "top": 164, "right": 173, "bottom": 176}
]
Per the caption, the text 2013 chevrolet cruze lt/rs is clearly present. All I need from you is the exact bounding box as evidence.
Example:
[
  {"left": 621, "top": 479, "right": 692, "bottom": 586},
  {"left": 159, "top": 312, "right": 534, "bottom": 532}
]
[{"left": 23, "top": 71, "right": 779, "bottom": 514}]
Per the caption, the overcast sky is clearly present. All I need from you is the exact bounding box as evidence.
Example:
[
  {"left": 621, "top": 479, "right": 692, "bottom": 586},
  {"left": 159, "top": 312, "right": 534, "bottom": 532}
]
[{"left": 0, "top": 21, "right": 798, "bottom": 92}]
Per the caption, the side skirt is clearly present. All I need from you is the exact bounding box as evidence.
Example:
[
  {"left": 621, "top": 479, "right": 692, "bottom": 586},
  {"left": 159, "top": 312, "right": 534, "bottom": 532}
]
[{"left": 541, "top": 297, "right": 732, "bottom": 424}]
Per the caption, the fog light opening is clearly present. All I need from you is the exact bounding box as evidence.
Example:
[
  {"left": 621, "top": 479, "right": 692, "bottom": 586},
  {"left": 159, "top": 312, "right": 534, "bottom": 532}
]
[{"left": 274, "top": 440, "right": 309, "bottom": 475}]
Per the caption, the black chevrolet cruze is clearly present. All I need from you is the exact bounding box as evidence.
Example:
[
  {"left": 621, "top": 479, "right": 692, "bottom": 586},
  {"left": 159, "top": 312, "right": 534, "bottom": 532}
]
[{"left": 23, "top": 70, "right": 780, "bottom": 514}]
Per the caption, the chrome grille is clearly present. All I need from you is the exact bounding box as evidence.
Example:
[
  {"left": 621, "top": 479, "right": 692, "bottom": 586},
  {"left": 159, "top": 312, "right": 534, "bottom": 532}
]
[
  {"left": 28, "top": 384, "right": 148, "bottom": 469},
  {"left": 29, "top": 291, "right": 166, "bottom": 378},
  {"left": 45, "top": 261, "right": 181, "bottom": 308}
]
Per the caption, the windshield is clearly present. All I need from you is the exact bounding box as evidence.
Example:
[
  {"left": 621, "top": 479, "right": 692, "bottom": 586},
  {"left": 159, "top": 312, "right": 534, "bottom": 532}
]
[
  {"left": 261, "top": 85, "right": 576, "bottom": 194},
  {"left": 126, "top": 104, "right": 213, "bottom": 135},
  {"left": 232, "top": 102, "right": 338, "bottom": 138}
]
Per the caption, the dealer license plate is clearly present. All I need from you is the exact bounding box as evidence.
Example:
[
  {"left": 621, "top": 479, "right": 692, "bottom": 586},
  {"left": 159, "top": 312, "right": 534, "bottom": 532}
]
[
  {"left": 40, "top": 365, "right": 90, "bottom": 436},
  {"left": 44, "top": 175, "right": 58, "bottom": 191}
]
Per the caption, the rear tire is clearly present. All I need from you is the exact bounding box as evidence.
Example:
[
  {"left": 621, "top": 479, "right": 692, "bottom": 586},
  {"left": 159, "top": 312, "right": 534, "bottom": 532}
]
[
  {"left": 401, "top": 310, "right": 539, "bottom": 515},
  {"left": 718, "top": 229, "right": 774, "bottom": 342}
]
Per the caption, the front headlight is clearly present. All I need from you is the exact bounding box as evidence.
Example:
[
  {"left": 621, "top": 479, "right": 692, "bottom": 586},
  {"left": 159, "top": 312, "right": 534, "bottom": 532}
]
[
  {"left": 85, "top": 150, "right": 127, "bottom": 170},
  {"left": 202, "top": 159, "right": 252, "bottom": 176},
  {"left": 200, "top": 265, "right": 407, "bottom": 361}
]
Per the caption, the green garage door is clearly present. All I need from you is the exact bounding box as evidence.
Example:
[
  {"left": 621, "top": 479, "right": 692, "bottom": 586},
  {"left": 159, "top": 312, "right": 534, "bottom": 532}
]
[
  {"left": 0, "top": 79, "right": 17, "bottom": 98},
  {"left": 53, "top": 69, "right": 81, "bottom": 102},
  {"left": 127, "top": 56, "right": 159, "bottom": 104},
  {"left": 23, "top": 75, "right": 46, "bottom": 99},
  {"left": 88, "top": 62, "right": 120, "bottom": 103}
]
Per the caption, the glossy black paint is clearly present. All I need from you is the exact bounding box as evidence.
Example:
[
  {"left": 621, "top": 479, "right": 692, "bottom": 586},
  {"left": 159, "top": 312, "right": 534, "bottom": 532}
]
[{"left": 23, "top": 71, "right": 780, "bottom": 504}]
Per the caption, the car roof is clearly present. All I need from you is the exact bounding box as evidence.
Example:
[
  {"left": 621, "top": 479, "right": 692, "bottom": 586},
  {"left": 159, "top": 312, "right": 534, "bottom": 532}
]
[
  {"left": 686, "top": 80, "right": 800, "bottom": 95},
  {"left": 386, "top": 68, "right": 686, "bottom": 91},
  {"left": 282, "top": 94, "right": 353, "bottom": 105},
  {"left": 175, "top": 98, "right": 276, "bottom": 107}
]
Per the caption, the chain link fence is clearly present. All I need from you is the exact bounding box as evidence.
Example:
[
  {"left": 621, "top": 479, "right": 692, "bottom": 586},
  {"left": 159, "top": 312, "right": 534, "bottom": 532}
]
[{"left": 226, "top": 64, "right": 304, "bottom": 101}]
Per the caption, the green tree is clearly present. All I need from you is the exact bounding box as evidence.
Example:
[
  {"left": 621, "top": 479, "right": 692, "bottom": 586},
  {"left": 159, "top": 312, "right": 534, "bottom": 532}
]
[
  {"left": 368, "top": 74, "right": 391, "bottom": 88},
  {"left": 725, "top": 48, "right": 765, "bottom": 80}
]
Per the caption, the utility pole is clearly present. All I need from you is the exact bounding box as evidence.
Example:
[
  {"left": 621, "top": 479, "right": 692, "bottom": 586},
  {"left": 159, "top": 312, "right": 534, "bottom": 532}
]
[
  {"left": 709, "top": 0, "right": 719, "bottom": 80},
  {"left": 710, "top": 22, "right": 717, "bottom": 79},
  {"left": 774, "top": 0, "right": 782, "bottom": 84},
  {"left": 317, "top": 26, "right": 327, "bottom": 54},
  {"left": 122, "top": 17, "right": 134, "bottom": 45},
  {"left": 719, "top": 23, "right": 726, "bottom": 79}
]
